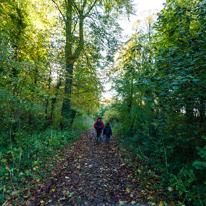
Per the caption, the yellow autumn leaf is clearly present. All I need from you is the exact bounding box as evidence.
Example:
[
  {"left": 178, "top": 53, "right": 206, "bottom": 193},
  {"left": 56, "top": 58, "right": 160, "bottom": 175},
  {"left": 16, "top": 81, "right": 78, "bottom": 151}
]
[
  {"left": 52, "top": 189, "right": 55, "bottom": 192},
  {"left": 141, "top": 190, "right": 145, "bottom": 194},
  {"left": 126, "top": 188, "right": 130, "bottom": 193},
  {"left": 40, "top": 200, "right": 44, "bottom": 203},
  {"left": 159, "top": 201, "right": 164, "bottom": 205}
]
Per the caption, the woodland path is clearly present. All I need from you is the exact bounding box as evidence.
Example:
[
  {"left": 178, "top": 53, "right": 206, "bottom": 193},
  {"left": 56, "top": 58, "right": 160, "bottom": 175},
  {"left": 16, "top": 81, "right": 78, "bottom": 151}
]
[{"left": 28, "top": 129, "right": 150, "bottom": 206}]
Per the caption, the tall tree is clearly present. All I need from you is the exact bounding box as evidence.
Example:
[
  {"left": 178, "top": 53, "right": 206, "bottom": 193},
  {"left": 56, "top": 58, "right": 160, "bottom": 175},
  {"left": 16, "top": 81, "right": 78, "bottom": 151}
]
[{"left": 50, "top": 0, "right": 135, "bottom": 129}]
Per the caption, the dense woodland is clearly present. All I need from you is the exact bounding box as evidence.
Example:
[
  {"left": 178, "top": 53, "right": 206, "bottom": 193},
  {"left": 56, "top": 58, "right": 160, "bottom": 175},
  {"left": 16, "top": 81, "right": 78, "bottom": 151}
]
[{"left": 0, "top": 0, "right": 206, "bottom": 205}]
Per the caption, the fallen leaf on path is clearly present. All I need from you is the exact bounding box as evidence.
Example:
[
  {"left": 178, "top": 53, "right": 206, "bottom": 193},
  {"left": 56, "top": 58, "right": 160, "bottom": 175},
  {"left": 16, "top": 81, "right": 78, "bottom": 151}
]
[{"left": 119, "top": 200, "right": 125, "bottom": 205}]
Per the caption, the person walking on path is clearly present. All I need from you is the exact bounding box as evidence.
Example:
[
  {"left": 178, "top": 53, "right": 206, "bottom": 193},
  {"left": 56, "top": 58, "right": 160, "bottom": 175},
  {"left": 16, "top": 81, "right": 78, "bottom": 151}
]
[
  {"left": 103, "top": 122, "right": 112, "bottom": 144},
  {"left": 94, "top": 118, "right": 104, "bottom": 144}
]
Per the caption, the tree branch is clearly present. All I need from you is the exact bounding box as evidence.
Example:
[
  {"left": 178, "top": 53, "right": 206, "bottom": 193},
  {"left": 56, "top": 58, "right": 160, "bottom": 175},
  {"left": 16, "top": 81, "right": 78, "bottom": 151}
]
[
  {"left": 51, "top": 0, "right": 66, "bottom": 22},
  {"left": 73, "top": 14, "right": 84, "bottom": 58},
  {"left": 83, "top": 48, "right": 94, "bottom": 69},
  {"left": 75, "top": 98, "right": 99, "bottom": 104},
  {"left": 71, "top": 17, "right": 78, "bottom": 34},
  {"left": 85, "top": 0, "right": 98, "bottom": 17},
  {"left": 72, "top": 89, "right": 94, "bottom": 95},
  {"left": 71, "top": 0, "right": 80, "bottom": 15},
  {"left": 82, "top": 0, "right": 87, "bottom": 10}
]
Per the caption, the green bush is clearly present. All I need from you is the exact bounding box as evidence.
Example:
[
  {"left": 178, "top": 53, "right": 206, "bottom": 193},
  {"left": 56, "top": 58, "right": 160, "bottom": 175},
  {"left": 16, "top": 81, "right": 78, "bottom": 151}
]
[
  {"left": 92, "top": 105, "right": 110, "bottom": 120},
  {"left": 72, "top": 114, "right": 94, "bottom": 133},
  {"left": 102, "top": 108, "right": 121, "bottom": 124},
  {"left": 0, "top": 114, "right": 94, "bottom": 204}
]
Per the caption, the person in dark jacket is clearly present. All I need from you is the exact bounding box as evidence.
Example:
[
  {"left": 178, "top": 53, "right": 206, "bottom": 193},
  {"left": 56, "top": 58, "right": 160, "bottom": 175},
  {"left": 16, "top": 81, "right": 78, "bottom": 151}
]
[
  {"left": 103, "top": 122, "right": 112, "bottom": 144},
  {"left": 94, "top": 118, "right": 104, "bottom": 144}
]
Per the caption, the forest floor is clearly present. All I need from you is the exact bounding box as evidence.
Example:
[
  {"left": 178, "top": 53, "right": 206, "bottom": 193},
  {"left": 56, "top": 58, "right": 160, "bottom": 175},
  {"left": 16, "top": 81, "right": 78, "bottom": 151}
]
[{"left": 19, "top": 129, "right": 151, "bottom": 206}]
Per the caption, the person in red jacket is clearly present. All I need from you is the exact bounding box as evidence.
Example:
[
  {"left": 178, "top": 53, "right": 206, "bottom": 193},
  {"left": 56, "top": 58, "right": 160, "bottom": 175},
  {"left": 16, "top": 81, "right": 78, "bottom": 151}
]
[{"left": 94, "top": 118, "right": 104, "bottom": 144}]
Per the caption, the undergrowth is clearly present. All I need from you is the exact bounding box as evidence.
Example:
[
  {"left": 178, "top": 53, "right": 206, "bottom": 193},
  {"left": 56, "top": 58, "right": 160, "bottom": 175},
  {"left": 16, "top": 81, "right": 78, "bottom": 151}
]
[
  {"left": 118, "top": 131, "right": 206, "bottom": 206},
  {"left": 0, "top": 115, "right": 94, "bottom": 204}
]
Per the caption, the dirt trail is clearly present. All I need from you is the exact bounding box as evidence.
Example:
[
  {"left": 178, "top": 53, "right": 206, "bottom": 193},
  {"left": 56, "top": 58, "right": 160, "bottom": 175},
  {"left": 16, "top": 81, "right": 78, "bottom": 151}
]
[{"left": 29, "top": 130, "right": 150, "bottom": 206}]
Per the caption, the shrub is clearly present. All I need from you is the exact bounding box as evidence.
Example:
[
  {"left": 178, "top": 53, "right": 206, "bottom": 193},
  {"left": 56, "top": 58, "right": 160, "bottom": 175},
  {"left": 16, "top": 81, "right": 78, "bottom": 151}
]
[{"left": 102, "top": 108, "right": 121, "bottom": 124}]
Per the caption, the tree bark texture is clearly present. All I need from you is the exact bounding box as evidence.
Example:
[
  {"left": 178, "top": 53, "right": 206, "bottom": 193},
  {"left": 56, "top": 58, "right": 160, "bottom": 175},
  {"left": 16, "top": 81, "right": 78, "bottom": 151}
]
[
  {"left": 61, "top": 0, "right": 85, "bottom": 130},
  {"left": 61, "top": 0, "right": 74, "bottom": 130}
]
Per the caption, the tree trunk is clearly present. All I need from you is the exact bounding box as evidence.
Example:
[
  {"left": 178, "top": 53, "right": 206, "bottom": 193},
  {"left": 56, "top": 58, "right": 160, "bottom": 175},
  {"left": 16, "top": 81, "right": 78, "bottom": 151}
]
[
  {"left": 45, "top": 70, "right": 52, "bottom": 128},
  {"left": 61, "top": 1, "right": 73, "bottom": 130},
  {"left": 129, "top": 71, "right": 134, "bottom": 136},
  {"left": 61, "top": 1, "right": 84, "bottom": 130},
  {"left": 50, "top": 79, "right": 62, "bottom": 126},
  {"left": 61, "top": 63, "right": 74, "bottom": 130}
]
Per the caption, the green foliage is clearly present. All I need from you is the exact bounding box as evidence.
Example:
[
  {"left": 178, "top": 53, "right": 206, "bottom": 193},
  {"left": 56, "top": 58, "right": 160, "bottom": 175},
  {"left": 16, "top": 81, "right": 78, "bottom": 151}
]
[
  {"left": 0, "top": 0, "right": 101, "bottom": 195},
  {"left": 111, "top": 1, "right": 206, "bottom": 205},
  {"left": 0, "top": 114, "right": 93, "bottom": 204},
  {"left": 92, "top": 104, "right": 110, "bottom": 120},
  {"left": 72, "top": 115, "right": 94, "bottom": 134},
  {"left": 0, "top": 129, "right": 76, "bottom": 203},
  {"left": 102, "top": 108, "right": 121, "bottom": 124},
  {"left": 1, "top": 0, "right": 206, "bottom": 204},
  {"left": 192, "top": 136, "right": 206, "bottom": 172}
]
